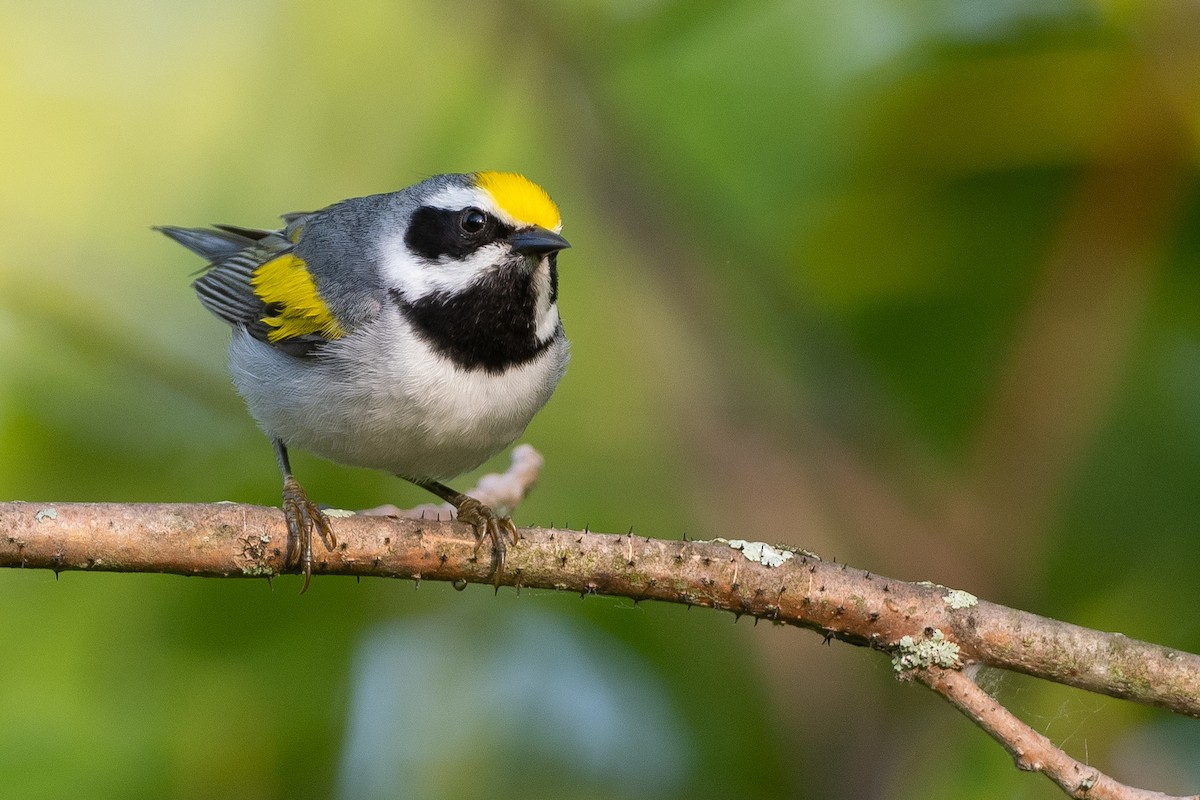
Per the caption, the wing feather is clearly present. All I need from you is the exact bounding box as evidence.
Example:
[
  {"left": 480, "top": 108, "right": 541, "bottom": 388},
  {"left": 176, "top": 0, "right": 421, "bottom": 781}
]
[{"left": 159, "top": 219, "right": 342, "bottom": 357}]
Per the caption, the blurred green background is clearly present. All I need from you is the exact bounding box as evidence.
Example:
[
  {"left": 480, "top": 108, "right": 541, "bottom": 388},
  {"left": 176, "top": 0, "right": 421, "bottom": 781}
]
[{"left": 2, "top": 0, "right": 1199, "bottom": 797}]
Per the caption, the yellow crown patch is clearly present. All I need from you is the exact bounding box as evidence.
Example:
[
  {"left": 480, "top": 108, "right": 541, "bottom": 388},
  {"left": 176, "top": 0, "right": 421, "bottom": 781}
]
[
  {"left": 251, "top": 253, "right": 345, "bottom": 341},
  {"left": 475, "top": 171, "right": 561, "bottom": 231}
]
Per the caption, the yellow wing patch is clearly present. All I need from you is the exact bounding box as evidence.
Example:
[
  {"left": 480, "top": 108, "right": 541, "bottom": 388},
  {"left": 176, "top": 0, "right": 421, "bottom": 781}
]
[
  {"left": 475, "top": 171, "right": 562, "bottom": 231},
  {"left": 251, "top": 253, "right": 345, "bottom": 342}
]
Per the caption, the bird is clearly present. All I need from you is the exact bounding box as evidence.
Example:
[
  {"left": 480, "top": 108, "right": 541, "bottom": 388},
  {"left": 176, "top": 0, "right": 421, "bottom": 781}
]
[{"left": 158, "top": 171, "right": 570, "bottom": 591}]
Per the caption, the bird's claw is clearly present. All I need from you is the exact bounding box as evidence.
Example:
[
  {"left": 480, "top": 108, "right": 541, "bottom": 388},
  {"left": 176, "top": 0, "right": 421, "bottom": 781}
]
[
  {"left": 455, "top": 496, "right": 519, "bottom": 587},
  {"left": 281, "top": 476, "right": 337, "bottom": 593}
]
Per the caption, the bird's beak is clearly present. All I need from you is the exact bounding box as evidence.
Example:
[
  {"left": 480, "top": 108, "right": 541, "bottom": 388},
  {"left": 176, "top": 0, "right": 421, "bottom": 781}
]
[{"left": 508, "top": 226, "right": 571, "bottom": 256}]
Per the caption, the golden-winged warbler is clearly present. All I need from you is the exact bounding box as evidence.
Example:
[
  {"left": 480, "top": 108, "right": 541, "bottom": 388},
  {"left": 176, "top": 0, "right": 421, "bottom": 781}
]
[{"left": 159, "top": 172, "right": 569, "bottom": 590}]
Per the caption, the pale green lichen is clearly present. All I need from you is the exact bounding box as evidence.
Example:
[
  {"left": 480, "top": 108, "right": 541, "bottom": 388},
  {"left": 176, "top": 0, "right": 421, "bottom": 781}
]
[
  {"left": 34, "top": 508, "right": 57, "bottom": 523},
  {"left": 714, "top": 538, "right": 795, "bottom": 568},
  {"left": 943, "top": 589, "right": 978, "bottom": 610},
  {"left": 892, "top": 629, "right": 961, "bottom": 672}
]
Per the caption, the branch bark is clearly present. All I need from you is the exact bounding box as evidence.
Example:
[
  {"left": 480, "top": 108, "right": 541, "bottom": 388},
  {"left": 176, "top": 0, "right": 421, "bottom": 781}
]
[
  {"left": 917, "top": 667, "right": 1190, "bottom": 800},
  {"left": 1, "top": 467, "right": 1197, "bottom": 799}
]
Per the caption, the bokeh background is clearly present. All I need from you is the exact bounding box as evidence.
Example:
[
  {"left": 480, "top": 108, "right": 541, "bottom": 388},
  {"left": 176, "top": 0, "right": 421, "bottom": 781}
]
[{"left": 2, "top": 1, "right": 1199, "bottom": 798}]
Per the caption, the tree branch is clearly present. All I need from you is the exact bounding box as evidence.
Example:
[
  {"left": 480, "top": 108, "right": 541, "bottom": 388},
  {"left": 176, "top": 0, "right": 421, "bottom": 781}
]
[
  {"left": 1, "top": 451, "right": 1197, "bottom": 799},
  {"left": 917, "top": 667, "right": 1191, "bottom": 800}
]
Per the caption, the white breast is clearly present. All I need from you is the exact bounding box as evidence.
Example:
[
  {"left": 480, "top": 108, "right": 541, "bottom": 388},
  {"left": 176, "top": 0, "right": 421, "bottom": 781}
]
[{"left": 227, "top": 306, "right": 568, "bottom": 480}]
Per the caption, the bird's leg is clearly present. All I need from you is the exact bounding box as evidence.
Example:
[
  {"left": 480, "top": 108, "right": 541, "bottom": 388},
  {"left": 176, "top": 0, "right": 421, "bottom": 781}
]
[
  {"left": 413, "top": 478, "right": 519, "bottom": 586},
  {"left": 274, "top": 439, "right": 336, "bottom": 592}
]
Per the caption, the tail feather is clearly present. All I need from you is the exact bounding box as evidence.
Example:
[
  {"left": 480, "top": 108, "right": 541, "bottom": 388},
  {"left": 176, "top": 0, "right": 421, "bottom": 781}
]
[
  {"left": 212, "top": 223, "right": 282, "bottom": 242},
  {"left": 155, "top": 225, "right": 258, "bottom": 261}
]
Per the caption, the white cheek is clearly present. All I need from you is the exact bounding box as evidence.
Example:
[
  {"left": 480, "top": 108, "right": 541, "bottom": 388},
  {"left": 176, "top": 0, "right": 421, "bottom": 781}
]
[
  {"left": 377, "top": 233, "right": 505, "bottom": 299},
  {"left": 532, "top": 261, "right": 560, "bottom": 341}
]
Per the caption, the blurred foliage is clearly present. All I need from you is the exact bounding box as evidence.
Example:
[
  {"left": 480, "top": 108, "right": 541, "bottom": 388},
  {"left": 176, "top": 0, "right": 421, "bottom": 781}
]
[{"left": 1, "top": 0, "right": 1199, "bottom": 798}]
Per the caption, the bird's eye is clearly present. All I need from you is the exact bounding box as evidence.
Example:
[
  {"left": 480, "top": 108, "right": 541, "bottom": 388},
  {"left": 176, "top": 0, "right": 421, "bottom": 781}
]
[{"left": 459, "top": 208, "right": 488, "bottom": 235}]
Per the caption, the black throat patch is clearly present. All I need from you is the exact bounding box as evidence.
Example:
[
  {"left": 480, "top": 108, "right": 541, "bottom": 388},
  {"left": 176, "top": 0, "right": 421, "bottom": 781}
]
[{"left": 392, "top": 256, "right": 559, "bottom": 374}]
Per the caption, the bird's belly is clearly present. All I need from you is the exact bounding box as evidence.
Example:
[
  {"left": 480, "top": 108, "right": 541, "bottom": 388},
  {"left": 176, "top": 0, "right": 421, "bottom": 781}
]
[{"left": 229, "top": 328, "right": 567, "bottom": 480}]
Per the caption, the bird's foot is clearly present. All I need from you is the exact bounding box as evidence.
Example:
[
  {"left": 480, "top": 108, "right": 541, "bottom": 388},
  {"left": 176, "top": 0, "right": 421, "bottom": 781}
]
[
  {"left": 281, "top": 476, "right": 337, "bottom": 592},
  {"left": 454, "top": 495, "right": 519, "bottom": 587}
]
